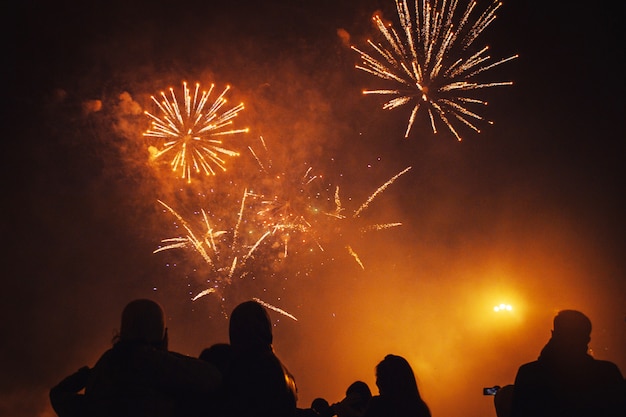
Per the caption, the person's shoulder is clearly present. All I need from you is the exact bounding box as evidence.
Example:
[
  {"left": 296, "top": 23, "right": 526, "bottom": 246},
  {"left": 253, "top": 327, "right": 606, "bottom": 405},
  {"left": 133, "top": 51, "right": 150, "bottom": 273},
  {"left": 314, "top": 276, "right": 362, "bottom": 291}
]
[
  {"left": 591, "top": 358, "right": 624, "bottom": 380},
  {"left": 91, "top": 347, "right": 117, "bottom": 366},
  {"left": 362, "top": 395, "right": 387, "bottom": 417},
  {"left": 514, "top": 359, "right": 544, "bottom": 384},
  {"left": 366, "top": 395, "right": 386, "bottom": 407},
  {"left": 592, "top": 358, "right": 621, "bottom": 369},
  {"left": 516, "top": 359, "right": 541, "bottom": 373}
]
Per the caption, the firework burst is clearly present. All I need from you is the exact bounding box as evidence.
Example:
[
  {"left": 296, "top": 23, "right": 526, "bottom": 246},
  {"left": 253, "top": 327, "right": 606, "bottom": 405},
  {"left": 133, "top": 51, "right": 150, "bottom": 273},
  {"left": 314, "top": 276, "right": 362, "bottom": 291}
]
[
  {"left": 242, "top": 138, "right": 410, "bottom": 270},
  {"left": 246, "top": 137, "right": 332, "bottom": 258},
  {"left": 352, "top": 0, "right": 517, "bottom": 140},
  {"left": 154, "top": 190, "right": 272, "bottom": 302},
  {"left": 143, "top": 81, "right": 249, "bottom": 182}
]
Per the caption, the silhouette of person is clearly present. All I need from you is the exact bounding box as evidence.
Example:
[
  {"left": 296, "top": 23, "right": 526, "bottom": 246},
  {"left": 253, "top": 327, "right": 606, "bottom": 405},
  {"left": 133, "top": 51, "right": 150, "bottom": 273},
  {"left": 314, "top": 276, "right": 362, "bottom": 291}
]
[
  {"left": 82, "top": 299, "right": 222, "bottom": 417},
  {"left": 199, "top": 342, "right": 234, "bottom": 416},
  {"left": 511, "top": 309, "right": 625, "bottom": 417},
  {"left": 200, "top": 342, "right": 233, "bottom": 380},
  {"left": 332, "top": 380, "right": 372, "bottom": 417},
  {"left": 493, "top": 384, "right": 514, "bottom": 417},
  {"left": 224, "top": 299, "right": 298, "bottom": 417},
  {"left": 311, "top": 397, "right": 335, "bottom": 417},
  {"left": 49, "top": 365, "right": 91, "bottom": 417},
  {"left": 362, "top": 354, "right": 431, "bottom": 417}
]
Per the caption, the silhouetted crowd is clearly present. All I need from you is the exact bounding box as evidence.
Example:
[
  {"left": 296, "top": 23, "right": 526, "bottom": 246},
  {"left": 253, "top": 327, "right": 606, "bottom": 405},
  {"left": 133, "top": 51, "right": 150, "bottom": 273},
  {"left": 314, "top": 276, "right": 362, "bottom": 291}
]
[{"left": 50, "top": 299, "right": 626, "bottom": 417}]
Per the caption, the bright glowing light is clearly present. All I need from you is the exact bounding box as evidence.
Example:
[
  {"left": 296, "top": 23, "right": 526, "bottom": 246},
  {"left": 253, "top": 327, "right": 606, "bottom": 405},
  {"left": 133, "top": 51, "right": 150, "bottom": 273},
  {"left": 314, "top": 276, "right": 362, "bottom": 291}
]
[
  {"left": 353, "top": 0, "right": 517, "bottom": 140},
  {"left": 144, "top": 81, "right": 249, "bottom": 183},
  {"left": 494, "top": 303, "right": 513, "bottom": 312}
]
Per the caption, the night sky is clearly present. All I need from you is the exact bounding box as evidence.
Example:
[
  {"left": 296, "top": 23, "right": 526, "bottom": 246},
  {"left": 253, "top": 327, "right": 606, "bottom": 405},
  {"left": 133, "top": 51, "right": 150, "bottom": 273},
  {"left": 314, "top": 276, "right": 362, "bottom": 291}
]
[{"left": 4, "top": 1, "right": 625, "bottom": 416}]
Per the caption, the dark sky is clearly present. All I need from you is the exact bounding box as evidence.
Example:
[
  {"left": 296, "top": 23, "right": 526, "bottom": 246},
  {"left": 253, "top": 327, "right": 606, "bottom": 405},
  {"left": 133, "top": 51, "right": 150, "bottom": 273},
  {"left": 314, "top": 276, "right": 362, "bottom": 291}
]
[{"left": 4, "top": 1, "right": 625, "bottom": 416}]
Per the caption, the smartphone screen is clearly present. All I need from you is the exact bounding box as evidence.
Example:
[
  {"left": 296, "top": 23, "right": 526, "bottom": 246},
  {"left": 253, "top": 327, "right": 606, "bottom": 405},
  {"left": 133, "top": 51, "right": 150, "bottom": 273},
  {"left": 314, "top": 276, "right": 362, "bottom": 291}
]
[{"left": 483, "top": 386, "right": 500, "bottom": 396}]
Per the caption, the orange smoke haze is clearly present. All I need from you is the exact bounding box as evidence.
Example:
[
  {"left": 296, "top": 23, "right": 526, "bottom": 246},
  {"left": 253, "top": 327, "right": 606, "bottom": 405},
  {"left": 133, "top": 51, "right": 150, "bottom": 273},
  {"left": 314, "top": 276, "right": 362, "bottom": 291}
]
[{"left": 5, "top": 1, "right": 624, "bottom": 417}]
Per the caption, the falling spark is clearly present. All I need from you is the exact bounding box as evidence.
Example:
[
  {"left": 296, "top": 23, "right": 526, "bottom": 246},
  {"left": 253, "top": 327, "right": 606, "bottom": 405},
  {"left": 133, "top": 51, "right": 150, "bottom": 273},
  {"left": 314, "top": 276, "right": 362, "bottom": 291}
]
[
  {"left": 253, "top": 297, "right": 299, "bottom": 321},
  {"left": 248, "top": 135, "right": 270, "bottom": 173},
  {"left": 363, "top": 222, "right": 403, "bottom": 231},
  {"left": 346, "top": 245, "right": 365, "bottom": 270},
  {"left": 192, "top": 288, "right": 216, "bottom": 301},
  {"left": 354, "top": 166, "right": 412, "bottom": 217},
  {"left": 144, "top": 81, "right": 249, "bottom": 182},
  {"left": 353, "top": 0, "right": 517, "bottom": 140}
]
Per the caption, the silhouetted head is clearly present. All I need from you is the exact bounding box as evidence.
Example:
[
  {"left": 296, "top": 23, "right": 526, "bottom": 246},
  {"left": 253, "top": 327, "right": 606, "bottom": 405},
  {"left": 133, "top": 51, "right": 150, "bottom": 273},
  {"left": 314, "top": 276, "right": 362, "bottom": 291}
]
[
  {"left": 311, "top": 397, "right": 332, "bottom": 416},
  {"left": 229, "top": 300, "right": 273, "bottom": 353},
  {"left": 552, "top": 310, "right": 592, "bottom": 345},
  {"left": 375, "top": 354, "right": 420, "bottom": 399},
  {"left": 539, "top": 310, "right": 593, "bottom": 360},
  {"left": 199, "top": 343, "right": 233, "bottom": 376},
  {"left": 119, "top": 299, "right": 166, "bottom": 347},
  {"left": 345, "top": 380, "right": 372, "bottom": 404}
]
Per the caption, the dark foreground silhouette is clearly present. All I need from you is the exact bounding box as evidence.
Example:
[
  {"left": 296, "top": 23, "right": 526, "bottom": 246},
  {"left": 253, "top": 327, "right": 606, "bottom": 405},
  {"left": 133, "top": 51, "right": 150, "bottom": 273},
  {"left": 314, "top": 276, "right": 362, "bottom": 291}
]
[
  {"left": 225, "top": 299, "right": 298, "bottom": 417},
  {"left": 51, "top": 304, "right": 625, "bottom": 417},
  {"left": 332, "top": 380, "right": 372, "bottom": 417},
  {"left": 50, "top": 299, "right": 221, "bottom": 417},
  {"left": 511, "top": 310, "right": 625, "bottom": 417},
  {"left": 362, "top": 354, "right": 431, "bottom": 417}
]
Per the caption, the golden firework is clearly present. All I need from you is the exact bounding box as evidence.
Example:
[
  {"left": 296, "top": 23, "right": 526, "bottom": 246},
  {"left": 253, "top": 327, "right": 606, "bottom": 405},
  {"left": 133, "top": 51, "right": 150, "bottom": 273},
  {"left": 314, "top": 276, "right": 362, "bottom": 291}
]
[
  {"left": 144, "top": 81, "right": 248, "bottom": 182},
  {"left": 353, "top": 0, "right": 517, "bottom": 140}
]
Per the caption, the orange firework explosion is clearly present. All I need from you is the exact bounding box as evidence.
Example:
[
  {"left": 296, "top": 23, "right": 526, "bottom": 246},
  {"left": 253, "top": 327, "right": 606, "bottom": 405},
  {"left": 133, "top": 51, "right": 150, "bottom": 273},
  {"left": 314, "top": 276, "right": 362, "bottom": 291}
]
[
  {"left": 154, "top": 191, "right": 271, "bottom": 302},
  {"left": 144, "top": 81, "right": 249, "bottom": 182},
  {"left": 353, "top": 0, "right": 517, "bottom": 140}
]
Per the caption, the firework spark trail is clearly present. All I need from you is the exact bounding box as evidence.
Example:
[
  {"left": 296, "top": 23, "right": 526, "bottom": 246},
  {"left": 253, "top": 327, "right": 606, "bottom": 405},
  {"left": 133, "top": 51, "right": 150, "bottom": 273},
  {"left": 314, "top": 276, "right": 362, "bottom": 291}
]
[
  {"left": 143, "top": 81, "right": 249, "bottom": 182},
  {"left": 248, "top": 136, "right": 270, "bottom": 174},
  {"left": 330, "top": 186, "right": 346, "bottom": 219},
  {"left": 346, "top": 245, "right": 365, "bottom": 270},
  {"left": 154, "top": 199, "right": 224, "bottom": 266},
  {"left": 252, "top": 297, "right": 298, "bottom": 321},
  {"left": 154, "top": 190, "right": 273, "bottom": 301},
  {"left": 363, "top": 222, "right": 404, "bottom": 231},
  {"left": 192, "top": 288, "right": 216, "bottom": 301},
  {"left": 233, "top": 189, "right": 249, "bottom": 246},
  {"left": 352, "top": 0, "right": 517, "bottom": 140},
  {"left": 353, "top": 166, "right": 412, "bottom": 218}
]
